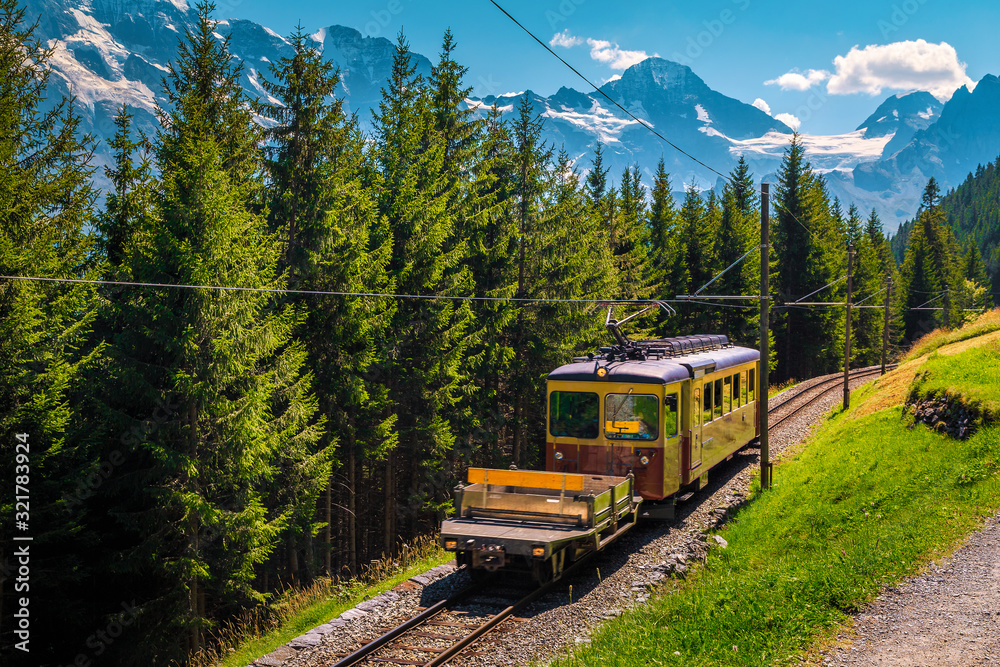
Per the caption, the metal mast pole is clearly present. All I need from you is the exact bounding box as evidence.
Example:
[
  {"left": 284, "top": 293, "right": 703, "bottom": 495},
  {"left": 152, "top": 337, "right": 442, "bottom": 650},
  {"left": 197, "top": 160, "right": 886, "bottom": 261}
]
[
  {"left": 759, "top": 183, "right": 770, "bottom": 491},
  {"left": 843, "top": 244, "right": 855, "bottom": 410}
]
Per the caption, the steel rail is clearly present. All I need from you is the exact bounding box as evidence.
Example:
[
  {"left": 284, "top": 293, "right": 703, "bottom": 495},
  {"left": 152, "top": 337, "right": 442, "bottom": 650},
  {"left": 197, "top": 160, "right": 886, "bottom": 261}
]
[
  {"left": 330, "top": 552, "right": 597, "bottom": 667},
  {"left": 425, "top": 555, "right": 592, "bottom": 667},
  {"left": 328, "top": 580, "right": 482, "bottom": 667},
  {"left": 768, "top": 365, "right": 895, "bottom": 430},
  {"left": 768, "top": 365, "right": 895, "bottom": 415}
]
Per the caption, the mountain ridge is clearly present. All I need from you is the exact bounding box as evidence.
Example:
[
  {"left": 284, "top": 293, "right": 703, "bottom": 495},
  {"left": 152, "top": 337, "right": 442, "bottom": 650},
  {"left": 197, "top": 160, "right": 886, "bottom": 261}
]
[{"left": 20, "top": 0, "right": 1000, "bottom": 230}]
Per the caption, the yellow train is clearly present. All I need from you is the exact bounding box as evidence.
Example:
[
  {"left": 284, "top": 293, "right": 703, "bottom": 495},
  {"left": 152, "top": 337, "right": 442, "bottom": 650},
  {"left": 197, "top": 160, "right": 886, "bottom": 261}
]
[
  {"left": 441, "top": 328, "right": 761, "bottom": 581},
  {"left": 546, "top": 334, "right": 760, "bottom": 511}
]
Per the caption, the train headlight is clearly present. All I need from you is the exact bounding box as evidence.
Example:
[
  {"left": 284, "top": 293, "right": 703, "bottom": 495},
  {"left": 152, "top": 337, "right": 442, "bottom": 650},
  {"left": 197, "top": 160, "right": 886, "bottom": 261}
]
[
  {"left": 444, "top": 540, "right": 457, "bottom": 550},
  {"left": 597, "top": 367, "right": 608, "bottom": 378},
  {"left": 639, "top": 456, "right": 650, "bottom": 466},
  {"left": 532, "top": 546, "right": 545, "bottom": 557},
  {"left": 554, "top": 451, "right": 564, "bottom": 460}
]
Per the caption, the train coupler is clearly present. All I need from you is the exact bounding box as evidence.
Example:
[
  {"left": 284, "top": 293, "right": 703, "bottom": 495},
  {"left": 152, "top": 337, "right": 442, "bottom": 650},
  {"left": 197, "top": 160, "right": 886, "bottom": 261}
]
[{"left": 472, "top": 544, "right": 507, "bottom": 572}]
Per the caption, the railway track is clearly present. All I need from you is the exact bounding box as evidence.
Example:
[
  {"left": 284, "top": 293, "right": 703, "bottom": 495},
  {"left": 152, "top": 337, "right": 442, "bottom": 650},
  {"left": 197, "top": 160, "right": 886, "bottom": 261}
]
[
  {"left": 328, "top": 365, "right": 895, "bottom": 667},
  {"left": 328, "top": 558, "right": 590, "bottom": 667},
  {"left": 767, "top": 364, "right": 896, "bottom": 429}
]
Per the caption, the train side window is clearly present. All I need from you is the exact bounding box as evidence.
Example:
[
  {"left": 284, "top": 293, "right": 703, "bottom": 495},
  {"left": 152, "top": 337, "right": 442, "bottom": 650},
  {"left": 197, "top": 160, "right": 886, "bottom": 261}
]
[
  {"left": 724, "top": 376, "right": 733, "bottom": 414},
  {"left": 733, "top": 373, "right": 741, "bottom": 408},
  {"left": 748, "top": 369, "right": 756, "bottom": 402},
  {"left": 703, "top": 382, "right": 713, "bottom": 423},
  {"left": 714, "top": 379, "right": 723, "bottom": 419},
  {"left": 549, "top": 391, "right": 599, "bottom": 439},
  {"left": 605, "top": 393, "right": 659, "bottom": 440},
  {"left": 664, "top": 393, "right": 678, "bottom": 438},
  {"left": 740, "top": 371, "right": 748, "bottom": 405}
]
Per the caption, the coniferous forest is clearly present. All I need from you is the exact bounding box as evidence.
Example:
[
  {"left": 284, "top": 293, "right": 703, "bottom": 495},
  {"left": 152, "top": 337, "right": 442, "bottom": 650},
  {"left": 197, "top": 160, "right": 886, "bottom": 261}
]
[{"left": 0, "top": 1, "right": 996, "bottom": 663}]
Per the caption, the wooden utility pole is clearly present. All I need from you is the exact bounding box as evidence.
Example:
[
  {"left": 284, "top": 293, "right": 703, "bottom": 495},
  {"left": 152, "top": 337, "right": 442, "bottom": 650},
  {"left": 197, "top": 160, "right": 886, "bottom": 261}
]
[
  {"left": 759, "top": 183, "right": 771, "bottom": 491},
  {"left": 843, "top": 244, "right": 855, "bottom": 410},
  {"left": 881, "top": 276, "right": 892, "bottom": 375}
]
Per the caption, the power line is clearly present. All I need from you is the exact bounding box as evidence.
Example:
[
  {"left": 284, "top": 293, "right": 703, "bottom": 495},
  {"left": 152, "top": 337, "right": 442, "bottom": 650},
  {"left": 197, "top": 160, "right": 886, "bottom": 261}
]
[
  {"left": 0, "top": 275, "right": 670, "bottom": 310},
  {"left": 485, "top": 0, "right": 731, "bottom": 182},
  {"left": 768, "top": 191, "right": 819, "bottom": 239}
]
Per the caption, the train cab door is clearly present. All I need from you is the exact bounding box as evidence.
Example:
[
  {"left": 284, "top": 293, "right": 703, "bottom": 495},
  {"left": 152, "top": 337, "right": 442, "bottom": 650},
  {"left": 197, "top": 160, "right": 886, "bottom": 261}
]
[{"left": 691, "top": 385, "right": 703, "bottom": 470}]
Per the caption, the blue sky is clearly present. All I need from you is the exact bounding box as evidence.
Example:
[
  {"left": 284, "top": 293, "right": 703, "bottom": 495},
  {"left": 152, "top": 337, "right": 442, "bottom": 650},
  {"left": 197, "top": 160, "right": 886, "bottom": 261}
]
[{"left": 222, "top": 0, "right": 1000, "bottom": 136}]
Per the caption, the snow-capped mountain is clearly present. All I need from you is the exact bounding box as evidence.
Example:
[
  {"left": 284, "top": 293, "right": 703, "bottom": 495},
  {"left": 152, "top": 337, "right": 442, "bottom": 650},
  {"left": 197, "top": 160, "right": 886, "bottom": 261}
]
[
  {"left": 20, "top": 0, "right": 1000, "bottom": 229},
  {"left": 21, "top": 0, "right": 430, "bottom": 189},
  {"left": 472, "top": 58, "right": 793, "bottom": 193}
]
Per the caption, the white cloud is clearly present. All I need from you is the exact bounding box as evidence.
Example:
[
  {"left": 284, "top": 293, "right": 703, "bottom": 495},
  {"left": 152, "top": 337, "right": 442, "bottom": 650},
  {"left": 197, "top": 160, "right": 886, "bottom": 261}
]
[
  {"left": 775, "top": 112, "right": 801, "bottom": 130},
  {"left": 601, "top": 73, "right": 622, "bottom": 85},
  {"left": 826, "top": 40, "right": 974, "bottom": 101},
  {"left": 586, "top": 38, "right": 653, "bottom": 70},
  {"left": 765, "top": 69, "right": 830, "bottom": 91},
  {"left": 751, "top": 98, "right": 771, "bottom": 115},
  {"left": 549, "top": 29, "right": 583, "bottom": 49}
]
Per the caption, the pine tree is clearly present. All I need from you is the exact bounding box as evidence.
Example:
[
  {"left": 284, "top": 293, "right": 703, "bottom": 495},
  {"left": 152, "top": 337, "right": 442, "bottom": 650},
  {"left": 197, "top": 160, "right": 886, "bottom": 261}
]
[
  {"left": 954, "top": 241, "right": 992, "bottom": 318},
  {"left": 507, "top": 95, "right": 554, "bottom": 466},
  {"left": 462, "top": 105, "right": 519, "bottom": 467},
  {"left": 900, "top": 212, "right": 943, "bottom": 343},
  {"left": 716, "top": 156, "right": 759, "bottom": 345},
  {"left": 257, "top": 25, "right": 395, "bottom": 577},
  {"left": 429, "top": 28, "right": 481, "bottom": 183},
  {"left": 0, "top": 0, "right": 103, "bottom": 657},
  {"left": 586, "top": 141, "right": 609, "bottom": 204},
  {"left": 428, "top": 29, "right": 501, "bottom": 475},
  {"left": 771, "top": 135, "right": 843, "bottom": 381},
  {"left": 646, "top": 158, "right": 680, "bottom": 332},
  {"left": 97, "top": 105, "right": 153, "bottom": 272},
  {"left": 911, "top": 178, "right": 961, "bottom": 329},
  {"left": 847, "top": 204, "right": 884, "bottom": 365},
  {"left": 674, "top": 185, "right": 715, "bottom": 333},
  {"left": 372, "top": 32, "right": 475, "bottom": 540},
  {"left": 614, "top": 164, "right": 649, "bottom": 300},
  {"left": 93, "top": 3, "right": 322, "bottom": 659}
]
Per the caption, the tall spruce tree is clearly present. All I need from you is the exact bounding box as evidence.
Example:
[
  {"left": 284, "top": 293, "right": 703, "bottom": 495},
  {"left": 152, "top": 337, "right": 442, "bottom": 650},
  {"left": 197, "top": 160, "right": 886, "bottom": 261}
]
[
  {"left": 97, "top": 105, "right": 153, "bottom": 272},
  {"left": 258, "top": 26, "right": 395, "bottom": 577},
  {"left": 646, "top": 158, "right": 680, "bottom": 332},
  {"left": 901, "top": 179, "right": 961, "bottom": 335},
  {"left": 0, "top": 0, "right": 103, "bottom": 658},
  {"left": 372, "top": 32, "right": 475, "bottom": 541},
  {"left": 772, "top": 136, "right": 844, "bottom": 381},
  {"left": 675, "top": 185, "right": 715, "bottom": 333},
  {"left": 91, "top": 4, "right": 322, "bottom": 659},
  {"left": 507, "top": 96, "right": 554, "bottom": 466},
  {"left": 614, "top": 164, "right": 650, "bottom": 300},
  {"left": 716, "top": 156, "right": 760, "bottom": 345},
  {"left": 428, "top": 30, "right": 506, "bottom": 474},
  {"left": 461, "top": 105, "right": 519, "bottom": 466},
  {"left": 846, "top": 204, "right": 884, "bottom": 365}
]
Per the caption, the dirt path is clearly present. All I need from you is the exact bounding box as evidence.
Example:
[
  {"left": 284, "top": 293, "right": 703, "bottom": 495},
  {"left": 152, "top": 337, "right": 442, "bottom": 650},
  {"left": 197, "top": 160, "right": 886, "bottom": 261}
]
[{"left": 817, "top": 512, "right": 1000, "bottom": 666}]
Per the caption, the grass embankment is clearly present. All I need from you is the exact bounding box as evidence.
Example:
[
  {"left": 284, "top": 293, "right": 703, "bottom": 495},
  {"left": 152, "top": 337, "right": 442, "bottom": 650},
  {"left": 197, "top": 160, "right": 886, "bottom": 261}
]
[
  {"left": 554, "top": 320, "right": 1000, "bottom": 667},
  {"left": 194, "top": 538, "right": 450, "bottom": 667}
]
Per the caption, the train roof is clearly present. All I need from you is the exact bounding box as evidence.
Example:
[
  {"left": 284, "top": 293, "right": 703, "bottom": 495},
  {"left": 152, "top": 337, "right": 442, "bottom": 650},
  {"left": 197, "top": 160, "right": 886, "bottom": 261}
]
[{"left": 547, "top": 344, "right": 759, "bottom": 385}]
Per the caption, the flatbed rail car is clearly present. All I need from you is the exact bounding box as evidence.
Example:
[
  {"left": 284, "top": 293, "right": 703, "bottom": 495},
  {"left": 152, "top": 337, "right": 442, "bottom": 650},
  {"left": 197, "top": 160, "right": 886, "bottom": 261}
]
[{"left": 440, "top": 467, "right": 639, "bottom": 582}]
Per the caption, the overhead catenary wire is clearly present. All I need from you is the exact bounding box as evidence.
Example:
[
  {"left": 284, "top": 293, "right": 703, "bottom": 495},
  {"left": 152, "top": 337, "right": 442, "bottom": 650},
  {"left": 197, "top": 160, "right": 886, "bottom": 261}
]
[
  {"left": 914, "top": 291, "right": 947, "bottom": 309},
  {"left": 689, "top": 245, "right": 761, "bottom": 297},
  {"left": 793, "top": 275, "right": 847, "bottom": 303},
  {"left": 0, "top": 275, "right": 672, "bottom": 311},
  {"left": 485, "top": 0, "right": 731, "bottom": 183}
]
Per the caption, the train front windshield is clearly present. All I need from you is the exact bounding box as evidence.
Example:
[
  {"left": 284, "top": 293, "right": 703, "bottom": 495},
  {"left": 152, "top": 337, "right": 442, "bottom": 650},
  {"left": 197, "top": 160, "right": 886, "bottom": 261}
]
[
  {"left": 605, "top": 393, "right": 658, "bottom": 440},
  {"left": 549, "top": 391, "right": 599, "bottom": 438}
]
